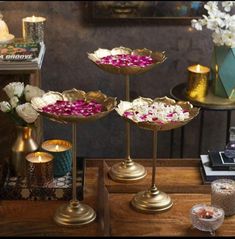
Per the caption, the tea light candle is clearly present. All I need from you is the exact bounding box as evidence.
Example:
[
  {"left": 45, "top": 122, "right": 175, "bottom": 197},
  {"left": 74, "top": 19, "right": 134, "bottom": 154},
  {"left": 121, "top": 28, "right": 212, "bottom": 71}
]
[
  {"left": 41, "top": 139, "right": 72, "bottom": 177},
  {"left": 26, "top": 151, "right": 53, "bottom": 187},
  {"left": 22, "top": 15, "right": 46, "bottom": 43},
  {"left": 187, "top": 64, "right": 210, "bottom": 100},
  {"left": 211, "top": 179, "right": 235, "bottom": 216},
  {"left": 190, "top": 204, "right": 224, "bottom": 235}
]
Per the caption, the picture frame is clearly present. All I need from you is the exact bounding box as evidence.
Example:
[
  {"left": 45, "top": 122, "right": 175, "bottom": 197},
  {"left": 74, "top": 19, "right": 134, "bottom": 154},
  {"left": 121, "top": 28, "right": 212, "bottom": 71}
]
[{"left": 87, "top": 1, "right": 205, "bottom": 22}]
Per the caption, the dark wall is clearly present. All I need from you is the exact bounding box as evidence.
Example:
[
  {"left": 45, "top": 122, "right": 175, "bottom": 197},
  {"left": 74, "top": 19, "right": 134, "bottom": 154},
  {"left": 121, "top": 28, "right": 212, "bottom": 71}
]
[{"left": 1, "top": 1, "right": 232, "bottom": 158}]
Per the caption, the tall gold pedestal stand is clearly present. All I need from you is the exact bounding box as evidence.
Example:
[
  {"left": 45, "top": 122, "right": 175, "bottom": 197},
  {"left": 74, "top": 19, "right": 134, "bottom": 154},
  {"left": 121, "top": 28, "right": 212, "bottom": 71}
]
[
  {"left": 131, "top": 130, "right": 172, "bottom": 212},
  {"left": 108, "top": 75, "right": 147, "bottom": 182},
  {"left": 54, "top": 123, "right": 96, "bottom": 226}
]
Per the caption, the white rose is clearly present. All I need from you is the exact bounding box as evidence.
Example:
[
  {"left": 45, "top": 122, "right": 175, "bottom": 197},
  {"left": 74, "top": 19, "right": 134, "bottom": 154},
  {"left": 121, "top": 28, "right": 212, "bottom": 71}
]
[
  {"left": 94, "top": 48, "right": 111, "bottom": 59},
  {"left": 24, "top": 84, "right": 45, "bottom": 102},
  {"left": 0, "top": 101, "right": 11, "bottom": 112},
  {"left": 10, "top": 96, "right": 19, "bottom": 108},
  {"left": 16, "top": 103, "right": 39, "bottom": 124},
  {"left": 3, "top": 82, "right": 24, "bottom": 98}
]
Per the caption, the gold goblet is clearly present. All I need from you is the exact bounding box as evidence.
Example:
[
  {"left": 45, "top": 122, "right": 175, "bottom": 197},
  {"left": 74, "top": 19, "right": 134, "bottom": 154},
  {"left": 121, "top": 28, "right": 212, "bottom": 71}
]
[
  {"left": 32, "top": 89, "right": 117, "bottom": 225},
  {"left": 116, "top": 96, "right": 200, "bottom": 212},
  {"left": 88, "top": 47, "right": 167, "bottom": 182}
]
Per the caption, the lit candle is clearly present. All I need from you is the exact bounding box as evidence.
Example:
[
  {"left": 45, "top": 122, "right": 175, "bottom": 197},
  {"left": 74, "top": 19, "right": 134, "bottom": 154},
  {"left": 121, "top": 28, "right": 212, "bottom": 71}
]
[
  {"left": 211, "top": 179, "right": 235, "bottom": 216},
  {"left": 22, "top": 15, "right": 46, "bottom": 43},
  {"left": 186, "top": 64, "right": 210, "bottom": 100},
  {"left": 26, "top": 152, "right": 53, "bottom": 187},
  {"left": 190, "top": 204, "right": 224, "bottom": 235},
  {"left": 41, "top": 139, "right": 72, "bottom": 177}
]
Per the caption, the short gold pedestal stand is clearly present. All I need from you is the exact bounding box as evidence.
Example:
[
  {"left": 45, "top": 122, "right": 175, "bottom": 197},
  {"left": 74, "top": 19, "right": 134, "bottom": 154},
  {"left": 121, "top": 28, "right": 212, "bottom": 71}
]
[
  {"left": 54, "top": 123, "right": 96, "bottom": 226},
  {"left": 131, "top": 130, "right": 173, "bottom": 212},
  {"left": 108, "top": 75, "right": 147, "bottom": 182}
]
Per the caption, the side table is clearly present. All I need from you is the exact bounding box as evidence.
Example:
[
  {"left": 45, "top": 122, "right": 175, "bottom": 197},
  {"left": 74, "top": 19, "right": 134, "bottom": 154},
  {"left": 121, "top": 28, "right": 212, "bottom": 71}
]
[{"left": 170, "top": 82, "right": 235, "bottom": 158}]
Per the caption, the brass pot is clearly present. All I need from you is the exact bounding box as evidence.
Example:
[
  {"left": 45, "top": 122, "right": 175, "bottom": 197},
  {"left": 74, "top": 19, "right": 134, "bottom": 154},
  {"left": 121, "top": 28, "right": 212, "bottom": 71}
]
[{"left": 11, "top": 126, "right": 38, "bottom": 177}]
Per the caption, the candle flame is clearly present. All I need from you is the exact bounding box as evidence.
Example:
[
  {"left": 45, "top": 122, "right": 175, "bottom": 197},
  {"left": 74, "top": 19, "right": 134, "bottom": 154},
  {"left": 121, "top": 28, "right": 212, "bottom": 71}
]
[
  {"left": 55, "top": 144, "right": 59, "bottom": 151},
  {"left": 38, "top": 155, "right": 42, "bottom": 162},
  {"left": 32, "top": 15, "right": 36, "bottom": 22},
  {"left": 196, "top": 64, "right": 201, "bottom": 72}
]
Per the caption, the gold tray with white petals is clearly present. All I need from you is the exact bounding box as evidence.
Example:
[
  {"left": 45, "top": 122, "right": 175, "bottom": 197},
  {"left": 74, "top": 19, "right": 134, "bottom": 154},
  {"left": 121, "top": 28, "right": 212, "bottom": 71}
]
[
  {"left": 116, "top": 96, "right": 200, "bottom": 131},
  {"left": 88, "top": 46, "right": 166, "bottom": 75},
  {"left": 31, "top": 89, "right": 117, "bottom": 123}
]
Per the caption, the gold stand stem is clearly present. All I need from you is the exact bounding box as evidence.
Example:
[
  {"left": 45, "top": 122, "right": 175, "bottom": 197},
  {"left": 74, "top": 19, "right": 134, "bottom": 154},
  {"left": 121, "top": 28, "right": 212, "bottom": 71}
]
[
  {"left": 72, "top": 122, "right": 78, "bottom": 202},
  {"left": 151, "top": 130, "right": 158, "bottom": 193},
  {"left": 108, "top": 74, "right": 146, "bottom": 182},
  {"left": 53, "top": 122, "right": 96, "bottom": 226},
  {"left": 130, "top": 129, "right": 173, "bottom": 213}
]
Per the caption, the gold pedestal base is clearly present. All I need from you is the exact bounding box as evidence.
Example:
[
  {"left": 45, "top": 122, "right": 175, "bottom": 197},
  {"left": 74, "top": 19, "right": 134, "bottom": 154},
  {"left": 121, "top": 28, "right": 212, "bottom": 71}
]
[
  {"left": 54, "top": 200, "right": 96, "bottom": 226},
  {"left": 108, "top": 161, "right": 147, "bottom": 182},
  {"left": 131, "top": 188, "right": 173, "bottom": 213}
]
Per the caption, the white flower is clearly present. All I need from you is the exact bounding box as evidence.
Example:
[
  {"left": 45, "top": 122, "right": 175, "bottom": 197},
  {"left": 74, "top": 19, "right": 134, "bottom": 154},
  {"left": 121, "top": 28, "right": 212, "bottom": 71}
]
[
  {"left": 3, "top": 82, "right": 24, "bottom": 98},
  {"left": 24, "top": 84, "right": 45, "bottom": 102},
  {"left": 0, "top": 101, "right": 11, "bottom": 112},
  {"left": 192, "top": 1, "right": 235, "bottom": 48},
  {"left": 94, "top": 48, "right": 111, "bottom": 59},
  {"left": 222, "top": 1, "right": 235, "bottom": 12},
  {"left": 16, "top": 103, "right": 39, "bottom": 124},
  {"left": 10, "top": 96, "right": 19, "bottom": 108},
  {"left": 191, "top": 19, "right": 203, "bottom": 31}
]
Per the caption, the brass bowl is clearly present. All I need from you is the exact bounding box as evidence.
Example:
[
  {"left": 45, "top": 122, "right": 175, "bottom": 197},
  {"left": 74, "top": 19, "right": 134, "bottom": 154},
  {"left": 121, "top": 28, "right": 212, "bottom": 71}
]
[
  {"left": 87, "top": 46, "right": 167, "bottom": 75},
  {"left": 31, "top": 89, "right": 117, "bottom": 124},
  {"left": 116, "top": 96, "right": 200, "bottom": 131}
]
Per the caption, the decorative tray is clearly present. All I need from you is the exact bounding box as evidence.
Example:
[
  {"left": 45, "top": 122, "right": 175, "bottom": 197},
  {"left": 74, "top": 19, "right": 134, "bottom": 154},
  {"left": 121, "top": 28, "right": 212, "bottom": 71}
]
[{"left": 0, "top": 157, "right": 84, "bottom": 201}]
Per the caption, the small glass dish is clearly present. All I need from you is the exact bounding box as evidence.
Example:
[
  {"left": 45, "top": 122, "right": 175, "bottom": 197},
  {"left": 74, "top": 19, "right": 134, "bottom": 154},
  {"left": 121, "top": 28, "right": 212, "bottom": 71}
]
[{"left": 190, "top": 203, "right": 224, "bottom": 236}]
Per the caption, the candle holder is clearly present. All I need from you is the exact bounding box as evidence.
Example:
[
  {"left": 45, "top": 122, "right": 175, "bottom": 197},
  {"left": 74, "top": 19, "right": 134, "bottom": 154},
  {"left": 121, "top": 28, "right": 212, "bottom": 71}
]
[
  {"left": 41, "top": 139, "right": 72, "bottom": 177},
  {"left": 32, "top": 89, "right": 116, "bottom": 226},
  {"left": 186, "top": 64, "right": 210, "bottom": 101},
  {"left": 116, "top": 96, "right": 199, "bottom": 212},
  {"left": 26, "top": 151, "right": 53, "bottom": 187},
  {"left": 190, "top": 204, "right": 224, "bottom": 236},
  {"left": 88, "top": 47, "right": 167, "bottom": 182},
  {"left": 211, "top": 179, "right": 235, "bottom": 216},
  {"left": 22, "top": 16, "right": 46, "bottom": 43}
]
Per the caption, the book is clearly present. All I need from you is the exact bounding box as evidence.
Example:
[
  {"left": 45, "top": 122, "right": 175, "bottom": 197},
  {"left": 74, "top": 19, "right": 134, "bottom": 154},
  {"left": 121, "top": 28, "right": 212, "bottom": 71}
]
[
  {"left": 208, "top": 151, "right": 235, "bottom": 171},
  {"left": 0, "top": 39, "right": 45, "bottom": 70},
  {"left": 200, "top": 155, "right": 235, "bottom": 184}
]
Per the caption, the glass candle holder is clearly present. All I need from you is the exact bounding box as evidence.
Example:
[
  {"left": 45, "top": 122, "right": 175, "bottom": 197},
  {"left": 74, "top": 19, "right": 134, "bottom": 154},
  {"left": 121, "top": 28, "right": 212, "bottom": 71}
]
[
  {"left": 41, "top": 139, "right": 72, "bottom": 177},
  {"left": 26, "top": 151, "right": 53, "bottom": 187},
  {"left": 22, "top": 16, "right": 46, "bottom": 43},
  {"left": 190, "top": 204, "right": 224, "bottom": 236},
  {"left": 186, "top": 64, "right": 210, "bottom": 100},
  {"left": 211, "top": 179, "right": 235, "bottom": 216}
]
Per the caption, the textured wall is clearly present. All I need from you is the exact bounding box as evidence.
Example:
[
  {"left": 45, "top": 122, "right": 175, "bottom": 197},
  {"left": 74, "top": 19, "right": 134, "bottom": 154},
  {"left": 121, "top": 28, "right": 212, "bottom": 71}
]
[{"left": 0, "top": 1, "right": 233, "bottom": 158}]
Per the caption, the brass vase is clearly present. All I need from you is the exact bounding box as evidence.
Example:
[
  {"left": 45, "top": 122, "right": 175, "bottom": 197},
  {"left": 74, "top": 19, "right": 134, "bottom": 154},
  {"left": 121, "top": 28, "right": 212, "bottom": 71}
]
[{"left": 11, "top": 126, "right": 38, "bottom": 177}]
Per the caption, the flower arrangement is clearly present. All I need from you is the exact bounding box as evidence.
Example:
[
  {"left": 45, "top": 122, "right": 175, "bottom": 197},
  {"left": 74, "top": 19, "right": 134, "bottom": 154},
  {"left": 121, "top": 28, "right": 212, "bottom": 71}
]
[
  {"left": 116, "top": 97, "right": 190, "bottom": 125},
  {"left": 0, "top": 82, "right": 44, "bottom": 126},
  {"left": 191, "top": 1, "right": 235, "bottom": 47}
]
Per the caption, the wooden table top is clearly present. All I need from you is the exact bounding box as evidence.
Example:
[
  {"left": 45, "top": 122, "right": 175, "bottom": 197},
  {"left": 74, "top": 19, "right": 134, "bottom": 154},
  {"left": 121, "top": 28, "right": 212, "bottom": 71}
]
[{"left": 0, "top": 158, "right": 235, "bottom": 237}]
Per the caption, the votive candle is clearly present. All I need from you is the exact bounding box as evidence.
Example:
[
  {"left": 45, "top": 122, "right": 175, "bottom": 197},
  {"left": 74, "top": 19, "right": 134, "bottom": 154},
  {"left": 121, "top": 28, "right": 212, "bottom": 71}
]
[
  {"left": 187, "top": 64, "right": 210, "bottom": 100},
  {"left": 41, "top": 139, "right": 72, "bottom": 177},
  {"left": 22, "top": 15, "right": 46, "bottom": 43},
  {"left": 211, "top": 179, "right": 235, "bottom": 216},
  {"left": 26, "top": 151, "right": 53, "bottom": 187}
]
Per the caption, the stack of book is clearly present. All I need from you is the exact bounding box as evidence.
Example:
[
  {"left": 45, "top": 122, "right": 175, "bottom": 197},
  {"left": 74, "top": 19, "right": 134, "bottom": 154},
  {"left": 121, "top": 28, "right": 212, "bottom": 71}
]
[
  {"left": 0, "top": 38, "right": 45, "bottom": 70},
  {"left": 200, "top": 151, "right": 235, "bottom": 184}
]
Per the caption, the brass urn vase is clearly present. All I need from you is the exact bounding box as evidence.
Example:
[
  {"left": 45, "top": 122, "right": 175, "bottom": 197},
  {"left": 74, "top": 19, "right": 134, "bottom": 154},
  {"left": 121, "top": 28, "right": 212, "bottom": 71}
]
[{"left": 11, "top": 126, "right": 38, "bottom": 177}]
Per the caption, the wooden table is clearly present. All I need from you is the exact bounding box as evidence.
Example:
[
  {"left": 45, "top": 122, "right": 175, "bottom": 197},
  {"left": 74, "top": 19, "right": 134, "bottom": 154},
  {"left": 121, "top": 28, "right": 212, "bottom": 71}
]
[{"left": 1, "top": 158, "right": 235, "bottom": 236}]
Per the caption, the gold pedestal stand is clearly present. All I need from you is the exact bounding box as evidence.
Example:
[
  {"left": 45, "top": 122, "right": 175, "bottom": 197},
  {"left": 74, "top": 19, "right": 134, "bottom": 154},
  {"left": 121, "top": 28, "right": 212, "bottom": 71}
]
[
  {"left": 131, "top": 130, "right": 172, "bottom": 212},
  {"left": 54, "top": 123, "right": 96, "bottom": 226},
  {"left": 108, "top": 75, "right": 147, "bottom": 182}
]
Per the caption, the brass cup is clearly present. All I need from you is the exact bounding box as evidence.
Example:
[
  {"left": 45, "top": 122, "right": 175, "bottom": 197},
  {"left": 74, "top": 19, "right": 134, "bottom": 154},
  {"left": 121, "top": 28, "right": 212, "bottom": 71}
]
[{"left": 186, "top": 64, "right": 210, "bottom": 101}]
